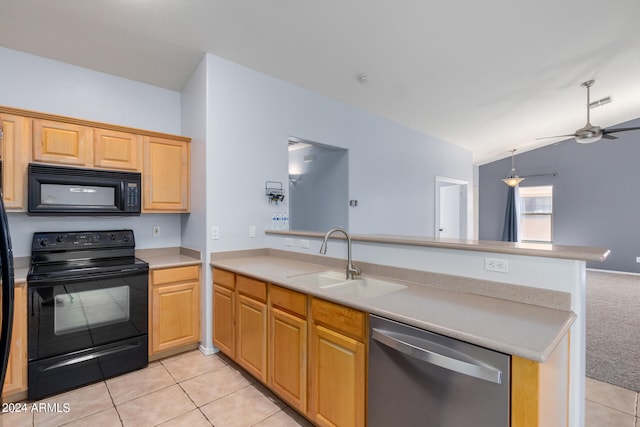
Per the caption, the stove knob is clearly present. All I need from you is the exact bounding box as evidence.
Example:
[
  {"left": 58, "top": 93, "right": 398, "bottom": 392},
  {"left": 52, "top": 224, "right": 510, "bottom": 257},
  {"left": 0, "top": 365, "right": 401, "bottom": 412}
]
[
  {"left": 109, "top": 233, "right": 116, "bottom": 240},
  {"left": 39, "top": 239, "right": 49, "bottom": 247},
  {"left": 122, "top": 235, "right": 130, "bottom": 242},
  {"left": 56, "top": 235, "right": 64, "bottom": 243}
]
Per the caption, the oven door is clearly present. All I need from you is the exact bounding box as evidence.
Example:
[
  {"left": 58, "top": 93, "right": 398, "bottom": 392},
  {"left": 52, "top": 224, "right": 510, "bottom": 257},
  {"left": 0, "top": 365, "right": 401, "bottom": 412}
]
[{"left": 28, "top": 268, "right": 148, "bottom": 362}]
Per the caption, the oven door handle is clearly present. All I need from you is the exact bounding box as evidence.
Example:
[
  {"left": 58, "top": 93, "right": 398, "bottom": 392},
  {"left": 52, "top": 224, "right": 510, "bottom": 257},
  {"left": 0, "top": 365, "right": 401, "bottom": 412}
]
[
  {"left": 41, "top": 343, "right": 141, "bottom": 372},
  {"left": 371, "top": 328, "right": 503, "bottom": 384}
]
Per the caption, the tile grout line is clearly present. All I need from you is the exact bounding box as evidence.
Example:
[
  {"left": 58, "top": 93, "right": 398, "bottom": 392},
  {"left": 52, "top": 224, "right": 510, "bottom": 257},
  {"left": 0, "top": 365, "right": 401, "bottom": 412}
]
[{"left": 103, "top": 379, "right": 125, "bottom": 427}]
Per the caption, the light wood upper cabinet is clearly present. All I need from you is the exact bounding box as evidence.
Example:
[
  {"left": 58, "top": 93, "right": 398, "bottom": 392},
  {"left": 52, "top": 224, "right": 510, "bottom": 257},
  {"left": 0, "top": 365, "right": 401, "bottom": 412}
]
[
  {"left": 94, "top": 129, "right": 142, "bottom": 171},
  {"left": 2, "top": 282, "right": 28, "bottom": 401},
  {"left": 0, "top": 113, "right": 29, "bottom": 209},
  {"left": 149, "top": 265, "right": 201, "bottom": 357},
  {"left": 143, "top": 136, "right": 190, "bottom": 212},
  {"left": 308, "top": 298, "right": 366, "bottom": 427},
  {"left": 32, "top": 119, "right": 93, "bottom": 166}
]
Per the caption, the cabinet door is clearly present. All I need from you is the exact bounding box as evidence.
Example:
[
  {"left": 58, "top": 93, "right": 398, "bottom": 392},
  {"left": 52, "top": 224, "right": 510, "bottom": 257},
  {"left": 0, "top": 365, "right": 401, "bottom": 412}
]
[
  {"left": 94, "top": 129, "right": 142, "bottom": 171},
  {"left": 236, "top": 294, "right": 267, "bottom": 383},
  {"left": 213, "top": 284, "right": 235, "bottom": 358},
  {"left": 309, "top": 324, "right": 365, "bottom": 427},
  {"left": 0, "top": 114, "right": 29, "bottom": 209},
  {"left": 151, "top": 280, "right": 200, "bottom": 355},
  {"left": 269, "top": 307, "right": 307, "bottom": 412},
  {"left": 143, "top": 136, "right": 190, "bottom": 212},
  {"left": 2, "top": 282, "right": 28, "bottom": 399},
  {"left": 33, "top": 119, "right": 93, "bottom": 166}
]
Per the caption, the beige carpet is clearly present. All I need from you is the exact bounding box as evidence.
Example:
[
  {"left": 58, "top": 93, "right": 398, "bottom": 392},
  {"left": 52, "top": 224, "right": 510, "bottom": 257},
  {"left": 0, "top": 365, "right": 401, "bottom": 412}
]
[{"left": 586, "top": 270, "right": 640, "bottom": 392}]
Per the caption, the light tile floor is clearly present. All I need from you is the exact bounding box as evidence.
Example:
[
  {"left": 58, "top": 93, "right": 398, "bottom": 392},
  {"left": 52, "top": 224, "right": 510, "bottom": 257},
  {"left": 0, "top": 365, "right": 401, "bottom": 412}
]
[
  {"left": 0, "top": 350, "right": 312, "bottom": 427},
  {"left": 1, "top": 350, "right": 637, "bottom": 426},
  {"left": 586, "top": 377, "right": 639, "bottom": 427}
]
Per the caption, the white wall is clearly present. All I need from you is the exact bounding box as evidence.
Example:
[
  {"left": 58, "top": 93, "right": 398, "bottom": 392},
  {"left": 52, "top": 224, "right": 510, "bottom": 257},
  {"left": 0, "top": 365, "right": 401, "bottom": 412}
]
[
  {"left": 180, "top": 56, "right": 209, "bottom": 350},
  {"left": 0, "top": 47, "right": 185, "bottom": 255},
  {"left": 203, "top": 53, "right": 473, "bottom": 254},
  {"left": 188, "top": 53, "right": 473, "bottom": 353}
]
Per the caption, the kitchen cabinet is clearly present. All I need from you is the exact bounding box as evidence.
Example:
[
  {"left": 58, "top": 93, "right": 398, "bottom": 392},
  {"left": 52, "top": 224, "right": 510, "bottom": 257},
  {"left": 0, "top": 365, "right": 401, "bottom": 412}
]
[
  {"left": 0, "top": 113, "right": 29, "bottom": 209},
  {"left": 143, "top": 136, "right": 190, "bottom": 212},
  {"left": 235, "top": 275, "right": 268, "bottom": 383},
  {"left": 32, "top": 119, "right": 93, "bottom": 167},
  {"left": 511, "top": 333, "right": 570, "bottom": 427},
  {"left": 93, "top": 128, "right": 142, "bottom": 171},
  {"left": 212, "top": 268, "right": 236, "bottom": 358},
  {"left": 268, "top": 285, "right": 307, "bottom": 413},
  {"left": 308, "top": 297, "right": 366, "bottom": 427},
  {"left": 33, "top": 120, "right": 143, "bottom": 172},
  {"left": 149, "top": 265, "right": 201, "bottom": 359},
  {"left": 2, "top": 281, "right": 28, "bottom": 401}
]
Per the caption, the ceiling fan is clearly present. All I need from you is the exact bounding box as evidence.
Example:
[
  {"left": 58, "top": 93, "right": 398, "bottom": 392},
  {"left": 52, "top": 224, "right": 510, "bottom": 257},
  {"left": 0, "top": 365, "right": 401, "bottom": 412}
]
[{"left": 537, "top": 80, "right": 640, "bottom": 144}]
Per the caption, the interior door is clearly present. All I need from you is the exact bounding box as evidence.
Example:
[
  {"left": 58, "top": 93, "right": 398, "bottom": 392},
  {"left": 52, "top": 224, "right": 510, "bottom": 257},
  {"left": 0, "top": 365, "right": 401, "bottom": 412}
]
[{"left": 435, "top": 177, "right": 468, "bottom": 239}]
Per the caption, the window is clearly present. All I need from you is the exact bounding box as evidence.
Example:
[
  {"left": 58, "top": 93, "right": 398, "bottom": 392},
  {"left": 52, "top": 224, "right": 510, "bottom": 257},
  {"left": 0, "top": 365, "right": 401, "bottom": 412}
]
[{"left": 519, "top": 186, "right": 553, "bottom": 242}]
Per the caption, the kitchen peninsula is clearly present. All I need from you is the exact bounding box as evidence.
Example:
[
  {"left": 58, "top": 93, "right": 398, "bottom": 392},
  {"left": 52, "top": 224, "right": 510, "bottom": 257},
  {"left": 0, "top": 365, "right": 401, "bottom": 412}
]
[{"left": 211, "top": 230, "right": 608, "bottom": 427}]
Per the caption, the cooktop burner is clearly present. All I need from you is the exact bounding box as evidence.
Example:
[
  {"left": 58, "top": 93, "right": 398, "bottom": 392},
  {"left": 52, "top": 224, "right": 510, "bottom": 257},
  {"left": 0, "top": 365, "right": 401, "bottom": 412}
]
[{"left": 27, "top": 230, "right": 148, "bottom": 283}]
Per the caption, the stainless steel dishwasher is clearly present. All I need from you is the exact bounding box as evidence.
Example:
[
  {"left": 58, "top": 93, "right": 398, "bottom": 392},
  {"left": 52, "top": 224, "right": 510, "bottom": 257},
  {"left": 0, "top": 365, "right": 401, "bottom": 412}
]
[{"left": 368, "top": 314, "right": 510, "bottom": 427}]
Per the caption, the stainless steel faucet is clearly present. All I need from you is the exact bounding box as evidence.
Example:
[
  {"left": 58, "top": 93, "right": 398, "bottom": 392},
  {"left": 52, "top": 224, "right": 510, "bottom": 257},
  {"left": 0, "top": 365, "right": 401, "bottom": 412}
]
[{"left": 319, "top": 227, "right": 361, "bottom": 280}]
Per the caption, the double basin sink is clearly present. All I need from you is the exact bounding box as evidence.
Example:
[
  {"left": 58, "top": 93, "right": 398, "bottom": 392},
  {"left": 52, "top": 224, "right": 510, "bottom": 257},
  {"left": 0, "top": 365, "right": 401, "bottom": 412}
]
[{"left": 287, "top": 270, "right": 407, "bottom": 298}]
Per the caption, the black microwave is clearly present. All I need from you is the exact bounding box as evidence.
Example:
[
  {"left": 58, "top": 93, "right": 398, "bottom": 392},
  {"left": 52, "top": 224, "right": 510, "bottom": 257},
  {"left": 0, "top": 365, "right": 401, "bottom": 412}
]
[{"left": 28, "top": 163, "right": 141, "bottom": 216}]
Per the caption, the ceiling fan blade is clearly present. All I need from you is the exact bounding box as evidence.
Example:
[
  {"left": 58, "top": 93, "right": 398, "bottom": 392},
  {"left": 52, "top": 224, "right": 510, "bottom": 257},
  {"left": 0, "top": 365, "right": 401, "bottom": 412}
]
[
  {"left": 603, "top": 126, "right": 640, "bottom": 135},
  {"left": 602, "top": 134, "right": 617, "bottom": 140},
  {"left": 535, "top": 134, "right": 575, "bottom": 141}
]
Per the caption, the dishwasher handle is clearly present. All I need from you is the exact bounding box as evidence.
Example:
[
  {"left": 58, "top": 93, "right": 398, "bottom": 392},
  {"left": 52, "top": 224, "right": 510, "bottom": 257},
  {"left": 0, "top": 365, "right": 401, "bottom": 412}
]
[{"left": 371, "top": 328, "right": 503, "bottom": 384}]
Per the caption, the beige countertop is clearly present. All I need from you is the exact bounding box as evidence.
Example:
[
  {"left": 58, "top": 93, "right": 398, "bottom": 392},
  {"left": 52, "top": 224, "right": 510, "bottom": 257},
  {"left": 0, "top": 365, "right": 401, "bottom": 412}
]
[
  {"left": 211, "top": 250, "right": 575, "bottom": 363},
  {"left": 267, "top": 230, "right": 610, "bottom": 262},
  {"left": 13, "top": 248, "right": 201, "bottom": 284},
  {"left": 137, "top": 247, "right": 201, "bottom": 269}
]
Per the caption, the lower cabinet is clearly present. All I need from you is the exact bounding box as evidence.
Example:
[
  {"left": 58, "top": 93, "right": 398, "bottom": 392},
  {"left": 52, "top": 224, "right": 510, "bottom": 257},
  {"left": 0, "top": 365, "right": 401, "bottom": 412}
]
[
  {"left": 308, "top": 298, "right": 366, "bottom": 427},
  {"left": 149, "top": 265, "right": 201, "bottom": 358},
  {"left": 212, "top": 268, "right": 236, "bottom": 358},
  {"left": 1, "top": 281, "right": 27, "bottom": 401},
  {"left": 268, "top": 285, "right": 307, "bottom": 413},
  {"left": 211, "top": 269, "right": 366, "bottom": 427},
  {"left": 235, "top": 275, "right": 268, "bottom": 383}
]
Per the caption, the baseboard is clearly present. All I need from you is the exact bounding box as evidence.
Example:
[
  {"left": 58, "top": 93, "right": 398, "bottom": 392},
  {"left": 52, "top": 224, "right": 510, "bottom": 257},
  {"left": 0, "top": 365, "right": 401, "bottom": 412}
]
[
  {"left": 587, "top": 268, "right": 640, "bottom": 277},
  {"left": 199, "top": 344, "right": 218, "bottom": 355}
]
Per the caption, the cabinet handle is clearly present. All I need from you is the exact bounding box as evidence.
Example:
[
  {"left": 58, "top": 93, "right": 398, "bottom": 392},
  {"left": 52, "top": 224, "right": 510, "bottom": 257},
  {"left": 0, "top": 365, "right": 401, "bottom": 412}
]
[{"left": 371, "top": 328, "right": 503, "bottom": 384}]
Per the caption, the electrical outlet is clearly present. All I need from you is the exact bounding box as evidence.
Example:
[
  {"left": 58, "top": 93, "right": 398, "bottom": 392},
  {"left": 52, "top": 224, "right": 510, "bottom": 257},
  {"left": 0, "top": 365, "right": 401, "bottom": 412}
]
[
  {"left": 300, "top": 239, "right": 310, "bottom": 249},
  {"left": 152, "top": 226, "right": 160, "bottom": 237},
  {"left": 284, "top": 238, "right": 293, "bottom": 246},
  {"left": 211, "top": 226, "right": 220, "bottom": 240},
  {"left": 249, "top": 226, "right": 256, "bottom": 238},
  {"left": 485, "top": 257, "right": 508, "bottom": 273}
]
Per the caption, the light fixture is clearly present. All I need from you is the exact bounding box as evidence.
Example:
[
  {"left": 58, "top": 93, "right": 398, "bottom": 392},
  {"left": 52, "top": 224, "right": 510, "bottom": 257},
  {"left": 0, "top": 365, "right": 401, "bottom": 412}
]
[
  {"left": 357, "top": 73, "right": 370, "bottom": 84},
  {"left": 501, "top": 149, "right": 524, "bottom": 187}
]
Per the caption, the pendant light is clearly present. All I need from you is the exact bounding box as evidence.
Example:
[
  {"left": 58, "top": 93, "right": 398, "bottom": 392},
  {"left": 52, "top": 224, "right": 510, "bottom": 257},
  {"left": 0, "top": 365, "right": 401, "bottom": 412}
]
[{"left": 501, "top": 149, "right": 524, "bottom": 187}]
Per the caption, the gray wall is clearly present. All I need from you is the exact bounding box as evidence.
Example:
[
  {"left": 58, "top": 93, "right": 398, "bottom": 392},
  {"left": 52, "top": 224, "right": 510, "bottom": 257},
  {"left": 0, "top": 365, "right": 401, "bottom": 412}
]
[
  {"left": 479, "top": 118, "right": 640, "bottom": 273},
  {"left": 289, "top": 144, "right": 348, "bottom": 232}
]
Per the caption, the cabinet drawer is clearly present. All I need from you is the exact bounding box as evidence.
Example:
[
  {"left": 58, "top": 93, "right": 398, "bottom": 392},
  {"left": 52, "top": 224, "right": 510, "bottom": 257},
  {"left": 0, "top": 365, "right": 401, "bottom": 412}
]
[
  {"left": 311, "top": 298, "right": 366, "bottom": 341},
  {"left": 270, "top": 285, "right": 306, "bottom": 318},
  {"left": 213, "top": 268, "right": 235, "bottom": 290},
  {"left": 236, "top": 275, "right": 267, "bottom": 302},
  {"left": 152, "top": 265, "right": 199, "bottom": 286}
]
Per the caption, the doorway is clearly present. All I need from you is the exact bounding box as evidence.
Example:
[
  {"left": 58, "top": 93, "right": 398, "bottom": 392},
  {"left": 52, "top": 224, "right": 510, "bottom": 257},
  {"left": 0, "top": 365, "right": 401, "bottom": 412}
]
[{"left": 435, "top": 177, "right": 468, "bottom": 239}]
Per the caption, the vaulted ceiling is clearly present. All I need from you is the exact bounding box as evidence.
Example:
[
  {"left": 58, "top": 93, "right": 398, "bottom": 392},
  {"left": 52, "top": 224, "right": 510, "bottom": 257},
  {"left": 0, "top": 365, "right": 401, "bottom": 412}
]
[{"left": 2, "top": 0, "right": 639, "bottom": 164}]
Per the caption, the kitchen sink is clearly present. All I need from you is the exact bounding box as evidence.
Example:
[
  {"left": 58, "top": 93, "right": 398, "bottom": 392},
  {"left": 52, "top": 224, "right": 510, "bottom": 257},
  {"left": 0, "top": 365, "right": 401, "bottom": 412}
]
[
  {"left": 322, "top": 277, "right": 407, "bottom": 298},
  {"left": 288, "top": 270, "right": 407, "bottom": 298},
  {"left": 287, "top": 270, "right": 348, "bottom": 287}
]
